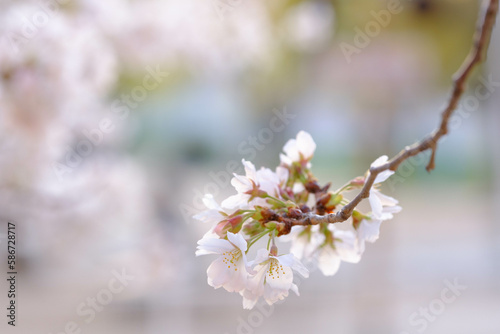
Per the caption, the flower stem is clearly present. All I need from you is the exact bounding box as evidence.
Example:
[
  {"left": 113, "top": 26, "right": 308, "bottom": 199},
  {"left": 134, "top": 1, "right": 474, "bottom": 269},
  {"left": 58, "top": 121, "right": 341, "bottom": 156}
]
[
  {"left": 246, "top": 228, "right": 273, "bottom": 252},
  {"left": 265, "top": 195, "right": 287, "bottom": 207}
]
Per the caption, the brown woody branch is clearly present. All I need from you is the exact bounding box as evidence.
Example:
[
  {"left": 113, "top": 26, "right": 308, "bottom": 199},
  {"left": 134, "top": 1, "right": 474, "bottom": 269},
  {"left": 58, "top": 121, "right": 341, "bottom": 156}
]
[{"left": 278, "top": 0, "right": 499, "bottom": 233}]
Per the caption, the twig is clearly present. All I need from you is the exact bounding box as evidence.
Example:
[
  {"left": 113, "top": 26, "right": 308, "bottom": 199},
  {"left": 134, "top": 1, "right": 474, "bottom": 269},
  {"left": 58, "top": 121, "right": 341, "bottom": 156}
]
[{"left": 281, "top": 0, "right": 499, "bottom": 230}]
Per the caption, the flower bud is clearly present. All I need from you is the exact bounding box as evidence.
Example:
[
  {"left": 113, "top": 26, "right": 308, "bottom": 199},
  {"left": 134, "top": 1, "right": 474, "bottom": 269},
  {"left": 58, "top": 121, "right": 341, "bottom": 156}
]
[
  {"left": 252, "top": 206, "right": 277, "bottom": 222},
  {"left": 326, "top": 193, "right": 343, "bottom": 208},
  {"left": 299, "top": 204, "right": 311, "bottom": 213},
  {"left": 270, "top": 245, "right": 278, "bottom": 256},
  {"left": 288, "top": 207, "right": 302, "bottom": 219},
  {"left": 316, "top": 192, "right": 343, "bottom": 214},
  {"left": 305, "top": 180, "right": 321, "bottom": 193},
  {"left": 260, "top": 207, "right": 278, "bottom": 222},
  {"left": 243, "top": 220, "right": 266, "bottom": 237},
  {"left": 264, "top": 221, "right": 277, "bottom": 229},
  {"left": 350, "top": 177, "right": 365, "bottom": 187},
  {"left": 214, "top": 215, "right": 243, "bottom": 238}
]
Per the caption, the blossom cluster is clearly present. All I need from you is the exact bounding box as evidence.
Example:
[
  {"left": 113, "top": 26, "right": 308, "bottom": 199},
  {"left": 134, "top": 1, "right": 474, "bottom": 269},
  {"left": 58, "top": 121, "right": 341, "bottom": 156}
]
[{"left": 194, "top": 131, "right": 401, "bottom": 309}]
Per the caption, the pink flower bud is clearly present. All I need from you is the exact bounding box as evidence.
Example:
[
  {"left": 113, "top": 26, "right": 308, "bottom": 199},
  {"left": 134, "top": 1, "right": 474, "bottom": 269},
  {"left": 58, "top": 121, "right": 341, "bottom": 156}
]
[
  {"left": 214, "top": 215, "right": 243, "bottom": 238},
  {"left": 270, "top": 245, "right": 278, "bottom": 256},
  {"left": 350, "top": 177, "right": 365, "bottom": 187}
]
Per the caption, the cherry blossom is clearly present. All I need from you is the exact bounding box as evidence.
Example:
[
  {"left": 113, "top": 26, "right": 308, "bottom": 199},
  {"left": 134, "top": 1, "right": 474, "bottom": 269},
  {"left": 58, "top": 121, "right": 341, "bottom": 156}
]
[
  {"left": 280, "top": 130, "right": 316, "bottom": 166},
  {"left": 346, "top": 155, "right": 402, "bottom": 252},
  {"left": 241, "top": 248, "right": 309, "bottom": 309},
  {"left": 356, "top": 204, "right": 402, "bottom": 252},
  {"left": 283, "top": 225, "right": 319, "bottom": 260},
  {"left": 367, "top": 155, "right": 402, "bottom": 219},
  {"left": 221, "top": 160, "right": 287, "bottom": 209},
  {"left": 314, "top": 227, "right": 361, "bottom": 276},
  {"left": 194, "top": 132, "right": 402, "bottom": 308},
  {"left": 347, "top": 156, "right": 403, "bottom": 253},
  {"left": 193, "top": 194, "right": 226, "bottom": 224},
  {"left": 196, "top": 232, "right": 250, "bottom": 293}
]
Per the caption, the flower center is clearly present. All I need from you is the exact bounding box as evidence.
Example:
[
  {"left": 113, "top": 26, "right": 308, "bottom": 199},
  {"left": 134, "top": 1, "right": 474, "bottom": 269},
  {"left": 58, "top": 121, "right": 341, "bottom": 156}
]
[
  {"left": 222, "top": 249, "right": 241, "bottom": 271},
  {"left": 267, "top": 259, "right": 286, "bottom": 280}
]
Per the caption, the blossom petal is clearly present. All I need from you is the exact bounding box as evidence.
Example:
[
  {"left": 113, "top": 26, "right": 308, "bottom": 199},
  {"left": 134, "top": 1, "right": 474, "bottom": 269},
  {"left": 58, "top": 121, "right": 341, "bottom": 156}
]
[
  {"left": 358, "top": 219, "right": 382, "bottom": 243},
  {"left": 289, "top": 235, "right": 307, "bottom": 259},
  {"left": 246, "top": 263, "right": 267, "bottom": 297},
  {"left": 202, "top": 194, "right": 221, "bottom": 210},
  {"left": 317, "top": 246, "right": 341, "bottom": 276},
  {"left": 252, "top": 248, "right": 271, "bottom": 265},
  {"left": 221, "top": 193, "right": 249, "bottom": 209},
  {"left": 385, "top": 205, "right": 402, "bottom": 214},
  {"left": 375, "top": 190, "right": 399, "bottom": 206},
  {"left": 227, "top": 232, "right": 247, "bottom": 252},
  {"left": 231, "top": 174, "right": 252, "bottom": 193},
  {"left": 276, "top": 254, "right": 309, "bottom": 278},
  {"left": 275, "top": 166, "right": 289, "bottom": 185},
  {"left": 207, "top": 257, "right": 232, "bottom": 287},
  {"left": 193, "top": 210, "right": 223, "bottom": 224},
  {"left": 370, "top": 155, "right": 389, "bottom": 168},
  {"left": 369, "top": 189, "right": 384, "bottom": 218},
  {"left": 264, "top": 285, "right": 290, "bottom": 305},
  {"left": 292, "top": 182, "right": 305, "bottom": 193},
  {"left": 334, "top": 230, "right": 361, "bottom": 263},
  {"left": 296, "top": 131, "right": 316, "bottom": 159},
  {"left": 207, "top": 257, "right": 246, "bottom": 292},
  {"left": 256, "top": 167, "right": 280, "bottom": 195},
  {"left": 283, "top": 138, "right": 299, "bottom": 162},
  {"left": 357, "top": 238, "right": 367, "bottom": 254},
  {"left": 192, "top": 195, "right": 225, "bottom": 224},
  {"left": 195, "top": 236, "right": 232, "bottom": 256},
  {"left": 377, "top": 205, "right": 402, "bottom": 220},
  {"left": 222, "top": 259, "right": 248, "bottom": 292},
  {"left": 242, "top": 159, "right": 258, "bottom": 181},
  {"left": 374, "top": 170, "right": 394, "bottom": 184},
  {"left": 240, "top": 289, "right": 259, "bottom": 310},
  {"left": 280, "top": 153, "right": 293, "bottom": 166},
  {"left": 265, "top": 259, "right": 293, "bottom": 290}
]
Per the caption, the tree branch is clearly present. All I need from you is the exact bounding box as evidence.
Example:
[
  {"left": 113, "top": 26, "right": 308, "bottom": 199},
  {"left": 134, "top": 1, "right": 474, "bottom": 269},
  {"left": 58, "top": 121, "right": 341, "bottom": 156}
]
[{"left": 281, "top": 0, "right": 499, "bottom": 230}]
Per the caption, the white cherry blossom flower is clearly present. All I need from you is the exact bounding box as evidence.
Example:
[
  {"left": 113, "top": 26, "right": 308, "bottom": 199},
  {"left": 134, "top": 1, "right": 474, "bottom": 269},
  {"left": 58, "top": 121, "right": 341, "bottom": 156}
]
[
  {"left": 315, "top": 227, "right": 361, "bottom": 276},
  {"left": 367, "top": 155, "right": 402, "bottom": 220},
  {"left": 240, "top": 248, "right": 309, "bottom": 309},
  {"left": 259, "top": 165, "right": 289, "bottom": 190},
  {"left": 283, "top": 225, "right": 319, "bottom": 260},
  {"left": 196, "top": 232, "right": 250, "bottom": 293},
  {"left": 370, "top": 155, "right": 394, "bottom": 184},
  {"left": 356, "top": 217, "right": 382, "bottom": 253},
  {"left": 284, "top": 224, "right": 361, "bottom": 276},
  {"left": 222, "top": 160, "right": 286, "bottom": 210},
  {"left": 193, "top": 194, "right": 245, "bottom": 238},
  {"left": 193, "top": 194, "right": 226, "bottom": 224},
  {"left": 194, "top": 138, "right": 407, "bottom": 308},
  {"left": 356, "top": 205, "right": 402, "bottom": 253},
  {"left": 353, "top": 156, "right": 402, "bottom": 252},
  {"left": 280, "top": 131, "right": 316, "bottom": 166}
]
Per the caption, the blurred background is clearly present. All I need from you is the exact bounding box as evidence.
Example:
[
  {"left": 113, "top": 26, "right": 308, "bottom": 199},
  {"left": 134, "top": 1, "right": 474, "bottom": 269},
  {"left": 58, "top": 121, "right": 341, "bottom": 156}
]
[{"left": 0, "top": 0, "right": 499, "bottom": 333}]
